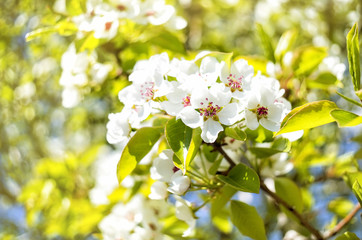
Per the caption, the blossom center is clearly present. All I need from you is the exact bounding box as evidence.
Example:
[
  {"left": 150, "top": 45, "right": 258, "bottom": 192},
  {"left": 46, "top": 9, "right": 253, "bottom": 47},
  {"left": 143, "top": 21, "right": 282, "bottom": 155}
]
[
  {"left": 226, "top": 74, "right": 243, "bottom": 92},
  {"left": 199, "top": 98, "right": 221, "bottom": 121},
  {"left": 117, "top": 5, "right": 126, "bottom": 11},
  {"left": 256, "top": 106, "right": 268, "bottom": 118},
  {"left": 140, "top": 81, "right": 155, "bottom": 101},
  {"left": 105, "top": 21, "right": 113, "bottom": 31},
  {"left": 182, "top": 96, "right": 191, "bottom": 107}
]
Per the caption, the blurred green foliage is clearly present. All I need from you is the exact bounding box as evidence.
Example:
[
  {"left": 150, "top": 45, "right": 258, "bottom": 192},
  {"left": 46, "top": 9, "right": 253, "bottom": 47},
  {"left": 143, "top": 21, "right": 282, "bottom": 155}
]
[{"left": 0, "top": 0, "right": 362, "bottom": 239}]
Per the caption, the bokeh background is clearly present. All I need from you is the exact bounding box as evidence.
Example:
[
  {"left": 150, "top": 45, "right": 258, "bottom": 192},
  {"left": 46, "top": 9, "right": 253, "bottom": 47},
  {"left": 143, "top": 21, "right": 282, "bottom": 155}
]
[{"left": 1, "top": 0, "right": 362, "bottom": 239}]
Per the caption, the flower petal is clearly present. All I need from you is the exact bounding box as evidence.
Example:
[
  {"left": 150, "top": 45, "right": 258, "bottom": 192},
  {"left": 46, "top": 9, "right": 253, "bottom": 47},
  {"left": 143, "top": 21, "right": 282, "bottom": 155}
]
[
  {"left": 179, "top": 106, "right": 203, "bottom": 128},
  {"left": 201, "top": 119, "right": 223, "bottom": 143},
  {"left": 218, "top": 103, "right": 239, "bottom": 125},
  {"left": 260, "top": 118, "right": 280, "bottom": 132},
  {"left": 245, "top": 110, "right": 259, "bottom": 130}
]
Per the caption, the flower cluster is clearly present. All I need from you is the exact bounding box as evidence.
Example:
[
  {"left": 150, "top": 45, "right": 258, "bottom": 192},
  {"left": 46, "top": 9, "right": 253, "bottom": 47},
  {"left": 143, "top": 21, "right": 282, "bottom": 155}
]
[
  {"left": 108, "top": 52, "right": 291, "bottom": 144},
  {"left": 54, "top": 0, "right": 187, "bottom": 39},
  {"left": 59, "top": 44, "right": 112, "bottom": 108},
  {"left": 104, "top": 51, "right": 293, "bottom": 237},
  {"left": 149, "top": 149, "right": 191, "bottom": 199},
  {"left": 99, "top": 194, "right": 167, "bottom": 240},
  {"left": 55, "top": 0, "right": 187, "bottom": 108}
]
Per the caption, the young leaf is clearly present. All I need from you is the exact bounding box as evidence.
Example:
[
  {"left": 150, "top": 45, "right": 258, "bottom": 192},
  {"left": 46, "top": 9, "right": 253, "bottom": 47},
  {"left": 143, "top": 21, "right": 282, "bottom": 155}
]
[
  {"left": 275, "top": 29, "right": 297, "bottom": 62},
  {"left": 352, "top": 180, "right": 362, "bottom": 206},
  {"left": 66, "top": 0, "right": 87, "bottom": 16},
  {"left": 224, "top": 126, "right": 247, "bottom": 141},
  {"left": 185, "top": 127, "right": 202, "bottom": 172},
  {"left": 292, "top": 46, "right": 327, "bottom": 77},
  {"left": 117, "top": 127, "right": 163, "bottom": 183},
  {"left": 256, "top": 23, "right": 276, "bottom": 63},
  {"left": 307, "top": 72, "right": 338, "bottom": 90},
  {"left": 149, "top": 31, "right": 185, "bottom": 54},
  {"left": 230, "top": 200, "right": 267, "bottom": 240},
  {"left": 275, "top": 177, "right": 303, "bottom": 213},
  {"left": 217, "top": 163, "right": 260, "bottom": 193},
  {"left": 165, "top": 118, "right": 192, "bottom": 170},
  {"left": 330, "top": 109, "right": 362, "bottom": 127},
  {"left": 346, "top": 23, "right": 361, "bottom": 91},
  {"left": 275, "top": 100, "right": 338, "bottom": 136},
  {"left": 335, "top": 232, "right": 360, "bottom": 240}
]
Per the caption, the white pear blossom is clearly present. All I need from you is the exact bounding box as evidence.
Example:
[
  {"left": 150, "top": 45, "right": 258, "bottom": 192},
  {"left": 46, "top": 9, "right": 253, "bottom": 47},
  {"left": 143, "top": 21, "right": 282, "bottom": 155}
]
[
  {"left": 174, "top": 196, "right": 196, "bottom": 237},
  {"left": 244, "top": 74, "right": 291, "bottom": 132},
  {"left": 106, "top": 111, "right": 131, "bottom": 145},
  {"left": 167, "top": 171, "right": 191, "bottom": 195},
  {"left": 261, "top": 152, "right": 294, "bottom": 177},
  {"left": 150, "top": 149, "right": 175, "bottom": 182},
  {"left": 61, "top": 87, "right": 81, "bottom": 108},
  {"left": 149, "top": 150, "right": 190, "bottom": 198},
  {"left": 149, "top": 181, "right": 168, "bottom": 200},
  {"left": 181, "top": 83, "right": 240, "bottom": 143},
  {"left": 99, "top": 195, "right": 166, "bottom": 240},
  {"left": 220, "top": 59, "right": 254, "bottom": 99},
  {"left": 92, "top": 12, "right": 119, "bottom": 40}
]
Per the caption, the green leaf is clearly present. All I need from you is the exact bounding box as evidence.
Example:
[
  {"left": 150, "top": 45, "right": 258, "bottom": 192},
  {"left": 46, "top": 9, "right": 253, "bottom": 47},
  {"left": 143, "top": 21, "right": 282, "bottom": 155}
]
[
  {"left": 66, "top": 0, "right": 87, "bottom": 16},
  {"left": 355, "top": 89, "right": 362, "bottom": 100},
  {"left": 185, "top": 128, "right": 202, "bottom": 172},
  {"left": 25, "top": 27, "right": 57, "bottom": 42},
  {"left": 75, "top": 33, "right": 100, "bottom": 52},
  {"left": 307, "top": 72, "right": 338, "bottom": 89},
  {"left": 238, "top": 56, "right": 268, "bottom": 75},
  {"left": 208, "top": 156, "right": 223, "bottom": 175},
  {"left": 275, "top": 177, "right": 303, "bottom": 213},
  {"left": 330, "top": 109, "right": 362, "bottom": 127},
  {"left": 149, "top": 31, "right": 185, "bottom": 54},
  {"left": 352, "top": 180, "right": 362, "bottom": 206},
  {"left": 275, "top": 100, "right": 338, "bottom": 136},
  {"left": 275, "top": 29, "right": 297, "bottom": 62},
  {"left": 117, "top": 127, "right": 163, "bottom": 183},
  {"left": 230, "top": 200, "right": 267, "bottom": 240},
  {"left": 211, "top": 208, "right": 233, "bottom": 233},
  {"left": 335, "top": 232, "right": 360, "bottom": 240},
  {"left": 256, "top": 23, "right": 275, "bottom": 63},
  {"left": 346, "top": 23, "right": 361, "bottom": 91},
  {"left": 217, "top": 163, "right": 260, "bottom": 193},
  {"left": 328, "top": 198, "right": 354, "bottom": 217},
  {"left": 211, "top": 185, "right": 236, "bottom": 217},
  {"left": 344, "top": 172, "right": 362, "bottom": 189},
  {"left": 224, "top": 126, "right": 247, "bottom": 141},
  {"left": 165, "top": 118, "right": 192, "bottom": 171},
  {"left": 25, "top": 21, "right": 77, "bottom": 42},
  {"left": 336, "top": 92, "right": 362, "bottom": 108},
  {"left": 292, "top": 46, "right": 327, "bottom": 77},
  {"left": 249, "top": 138, "right": 291, "bottom": 158}
]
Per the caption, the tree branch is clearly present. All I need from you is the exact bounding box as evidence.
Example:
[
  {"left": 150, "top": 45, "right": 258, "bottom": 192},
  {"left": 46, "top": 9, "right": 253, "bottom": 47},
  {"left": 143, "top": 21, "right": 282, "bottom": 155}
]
[
  {"left": 210, "top": 143, "right": 236, "bottom": 167},
  {"left": 324, "top": 203, "right": 361, "bottom": 239},
  {"left": 260, "top": 181, "right": 325, "bottom": 240}
]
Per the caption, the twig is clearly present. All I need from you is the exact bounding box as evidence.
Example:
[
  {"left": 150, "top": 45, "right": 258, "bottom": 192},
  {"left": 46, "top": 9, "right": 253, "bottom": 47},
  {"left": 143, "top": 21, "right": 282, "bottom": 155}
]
[
  {"left": 210, "top": 143, "right": 236, "bottom": 167},
  {"left": 324, "top": 203, "right": 361, "bottom": 239},
  {"left": 260, "top": 181, "right": 325, "bottom": 240},
  {"left": 212, "top": 143, "right": 331, "bottom": 240}
]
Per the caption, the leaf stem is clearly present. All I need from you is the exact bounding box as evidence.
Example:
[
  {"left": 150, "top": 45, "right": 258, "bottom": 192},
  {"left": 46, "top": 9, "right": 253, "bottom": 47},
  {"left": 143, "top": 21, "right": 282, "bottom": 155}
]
[{"left": 323, "top": 203, "right": 361, "bottom": 239}]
